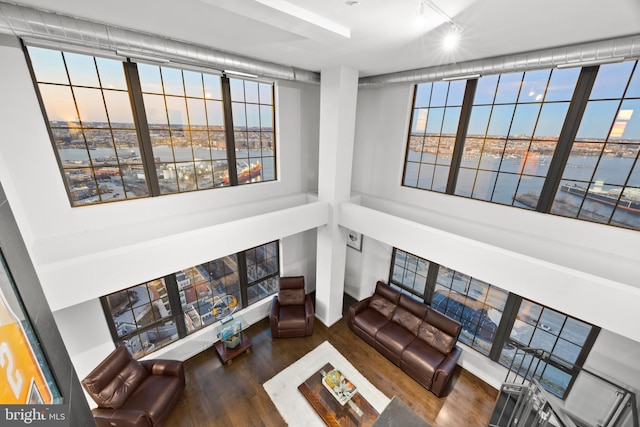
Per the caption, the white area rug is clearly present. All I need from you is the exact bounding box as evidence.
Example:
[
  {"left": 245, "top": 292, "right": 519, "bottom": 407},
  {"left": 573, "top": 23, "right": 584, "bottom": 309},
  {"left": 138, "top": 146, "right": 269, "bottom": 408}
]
[{"left": 263, "top": 341, "right": 390, "bottom": 426}]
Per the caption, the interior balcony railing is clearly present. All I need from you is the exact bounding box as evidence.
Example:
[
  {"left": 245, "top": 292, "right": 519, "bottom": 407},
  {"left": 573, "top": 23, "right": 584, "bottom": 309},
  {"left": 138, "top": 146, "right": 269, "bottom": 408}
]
[{"left": 489, "top": 346, "right": 638, "bottom": 427}]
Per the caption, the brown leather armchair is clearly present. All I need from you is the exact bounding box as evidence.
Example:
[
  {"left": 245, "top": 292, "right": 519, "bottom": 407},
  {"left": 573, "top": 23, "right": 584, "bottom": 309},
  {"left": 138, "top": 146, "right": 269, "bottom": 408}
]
[
  {"left": 81, "top": 346, "right": 185, "bottom": 427},
  {"left": 269, "top": 276, "right": 314, "bottom": 338}
]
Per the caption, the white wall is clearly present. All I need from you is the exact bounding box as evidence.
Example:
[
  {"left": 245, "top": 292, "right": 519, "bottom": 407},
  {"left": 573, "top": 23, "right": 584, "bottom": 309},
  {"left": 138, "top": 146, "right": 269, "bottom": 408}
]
[
  {"left": 346, "top": 82, "right": 640, "bottom": 393},
  {"left": 0, "top": 34, "right": 324, "bottom": 390}
]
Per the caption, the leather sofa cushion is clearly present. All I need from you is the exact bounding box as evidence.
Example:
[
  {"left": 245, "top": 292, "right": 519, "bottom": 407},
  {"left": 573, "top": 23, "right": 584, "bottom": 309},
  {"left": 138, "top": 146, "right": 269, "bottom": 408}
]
[
  {"left": 425, "top": 307, "right": 462, "bottom": 338},
  {"left": 121, "top": 374, "right": 183, "bottom": 424},
  {"left": 417, "top": 321, "right": 456, "bottom": 355},
  {"left": 97, "top": 360, "right": 148, "bottom": 409},
  {"left": 352, "top": 307, "right": 389, "bottom": 337},
  {"left": 276, "top": 305, "right": 307, "bottom": 329},
  {"left": 278, "top": 288, "right": 305, "bottom": 306},
  {"left": 398, "top": 294, "right": 428, "bottom": 319},
  {"left": 369, "top": 295, "right": 397, "bottom": 320},
  {"left": 391, "top": 306, "right": 422, "bottom": 335},
  {"left": 375, "top": 281, "right": 401, "bottom": 304},
  {"left": 376, "top": 321, "right": 416, "bottom": 356},
  {"left": 402, "top": 338, "right": 446, "bottom": 381}
]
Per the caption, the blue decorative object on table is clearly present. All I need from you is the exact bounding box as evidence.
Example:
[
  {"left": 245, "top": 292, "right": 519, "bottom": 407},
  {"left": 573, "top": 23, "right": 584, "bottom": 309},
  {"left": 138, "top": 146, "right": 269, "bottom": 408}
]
[{"left": 217, "top": 321, "right": 242, "bottom": 349}]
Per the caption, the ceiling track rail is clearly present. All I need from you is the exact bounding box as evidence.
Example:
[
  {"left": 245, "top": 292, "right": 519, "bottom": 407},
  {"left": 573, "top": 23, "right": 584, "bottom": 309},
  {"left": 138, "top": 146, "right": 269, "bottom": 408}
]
[{"left": 359, "top": 34, "right": 640, "bottom": 88}]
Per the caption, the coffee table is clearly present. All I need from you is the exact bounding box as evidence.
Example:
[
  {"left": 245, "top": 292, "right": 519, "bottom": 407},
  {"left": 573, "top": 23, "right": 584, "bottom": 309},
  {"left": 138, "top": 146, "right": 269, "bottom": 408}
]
[{"left": 298, "top": 363, "right": 379, "bottom": 427}]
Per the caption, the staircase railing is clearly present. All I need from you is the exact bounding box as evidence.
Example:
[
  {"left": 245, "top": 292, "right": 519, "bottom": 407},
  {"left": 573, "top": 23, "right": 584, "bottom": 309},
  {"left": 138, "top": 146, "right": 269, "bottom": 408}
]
[{"left": 489, "top": 346, "right": 638, "bottom": 427}]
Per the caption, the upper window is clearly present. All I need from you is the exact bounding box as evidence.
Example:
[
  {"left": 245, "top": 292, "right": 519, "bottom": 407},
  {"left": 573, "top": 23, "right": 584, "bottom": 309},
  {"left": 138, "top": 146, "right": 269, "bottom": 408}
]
[
  {"left": 403, "top": 61, "right": 640, "bottom": 232},
  {"left": 456, "top": 69, "right": 579, "bottom": 206},
  {"left": 404, "top": 80, "right": 465, "bottom": 191},
  {"left": 26, "top": 47, "right": 277, "bottom": 207},
  {"left": 28, "top": 47, "right": 149, "bottom": 205},
  {"left": 230, "top": 78, "right": 276, "bottom": 185},
  {"left": 138, "top": 64, "right": 229, "bottom": 194},
  {"left": 551, "top": 61, "right": 640, "bottom": 229}
]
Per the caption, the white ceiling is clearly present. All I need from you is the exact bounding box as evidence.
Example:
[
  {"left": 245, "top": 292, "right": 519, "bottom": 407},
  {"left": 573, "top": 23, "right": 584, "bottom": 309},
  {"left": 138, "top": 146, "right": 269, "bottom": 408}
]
[{"left": 7, "top": 0, "right": 640, "bottom": 77}]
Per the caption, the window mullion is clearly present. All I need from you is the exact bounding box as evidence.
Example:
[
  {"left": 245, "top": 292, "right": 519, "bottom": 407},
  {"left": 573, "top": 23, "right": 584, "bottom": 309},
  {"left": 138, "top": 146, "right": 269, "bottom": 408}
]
[
  {"left": 100, "top": 297, "right": 121, "bottom": 344},
  {"left": 446, "top": 78, "right": 478, "bottom": 194},
  {"left": 123, "top": 61, "right": 160, "bottom": 196},
  {"left": 536, "top": 66, "right": 599, "bottom": 212},
  {"left": 164, "top": 273, "right": 187, "bottom": 339},
  {"left": 237, "top": 251, "right": 249, "bottom": 309},
  {"left": 424, "top": 261, "right": 440, "bottom": 304},
  {"left": 488, "top": 292, "right": 521, "bottom": 361},
  {"left": 221, "top": 76, "right": 239, "bottom": 186}
]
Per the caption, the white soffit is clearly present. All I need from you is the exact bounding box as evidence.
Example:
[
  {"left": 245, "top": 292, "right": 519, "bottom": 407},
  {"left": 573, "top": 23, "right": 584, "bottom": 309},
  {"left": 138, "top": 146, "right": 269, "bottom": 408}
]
[{"left": 204, "top": 0, "right": 351, "bottom": 42}]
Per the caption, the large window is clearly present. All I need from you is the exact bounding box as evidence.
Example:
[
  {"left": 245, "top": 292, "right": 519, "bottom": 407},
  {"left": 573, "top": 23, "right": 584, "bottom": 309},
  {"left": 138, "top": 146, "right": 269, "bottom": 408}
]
[
  {"left": 230, "top": 78, "right": 276, "bottom": 184},
  {"left": 433, "top": 266, "right": 508, "bottom": 356},
  {"left": 390, "top": 248, "right": 430, "bottom": 297},
  {"left": 500, "top": 299, "right": 594, "bottom": 398},
  {"left": 104, "top": 278, "right": 178, "bottom": 357},
  {"left": 403, "top": 61, "right": 640, "bottom": 231},
  {"left": 456, "top": 69, "right": 578, "bottom": 206},
  {"left": 551, "top": 61, "right": 640, "bottom": 229},
  {"left": 26, "top": 46, "right": 277, "bottom": 206},
  {"left": 102, "top": 242, "right": 279, "bottom": 358},
  {"left": 138, "top": 64, "right": 229, "bottom": 193},
  {"left": 388, "top": 248, "right": 598, "bottom": 399},
  {"left": 404, "top": 80, "right": 465, "bottom": 191},
  {"left": 28, "top": 48, "right": 148, "bottom": 205}
]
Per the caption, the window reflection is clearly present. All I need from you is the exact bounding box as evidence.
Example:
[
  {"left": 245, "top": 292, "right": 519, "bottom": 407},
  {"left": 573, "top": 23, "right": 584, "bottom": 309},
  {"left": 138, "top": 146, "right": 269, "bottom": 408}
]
[
  {"left": 28, "top": 46, "right": 149, "bottom": 205},
  {"left": 433, "top": 266, "right": 506, "bottom": 356},
  {"left": 551, "top": 61, "right": 640, "bottom": 230},
  {"left": 455, "top": 69, "right": 578, "bottom": 208},
  {"left": 28, "top": 47, "right": 276, "bottom": 206},
  {"left": 229, "top": 78, "right": 275, "bottom": 186},
  {"left": 106, "top": 279, "right": 176, "bottom": 358},
  {"left": 139, "top": 65, "right": 230, "bottom": 193},
  {"left": 404, "top": 80, "right": 465, "bottom": 192},
  {"left": 501, "top": 300, "right": 594, "bottom": 398}
]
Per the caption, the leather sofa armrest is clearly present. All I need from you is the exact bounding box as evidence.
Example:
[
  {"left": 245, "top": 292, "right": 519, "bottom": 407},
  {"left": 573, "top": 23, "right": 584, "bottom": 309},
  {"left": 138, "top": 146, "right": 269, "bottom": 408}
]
[
  {"left": 140, "top": 358, "right": 184, "bottom": 380},
  {"left": 304, "top": 294, "right": 315, "bottom": 334},
  {"left": 270, "top": 295, "right": 280, "bottom": 316},
  {"left": 269, "top": 295, "right": 280, "bottom": 320},
  {"left": 92, "top": 407, "right": 150, "bottom": 427},
  {"left": 269, "top": 295, "right": 280, "bottom": 336},
  {"left": 347, "top": 297, "right": 372, "bottom": 327},
  {"left": 431, "top": 345, "right": 461, "bottom": 397},
  {"left": 304, "top": 294, "right": 315, "bottom": 322},
  {"left": 349, "top": 297, "right": 370, "bottom": 317}
]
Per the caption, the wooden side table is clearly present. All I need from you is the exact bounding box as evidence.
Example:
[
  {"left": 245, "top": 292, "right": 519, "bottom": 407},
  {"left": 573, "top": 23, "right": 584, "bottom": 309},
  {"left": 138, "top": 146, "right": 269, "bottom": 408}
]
[{"left": 213, "top": 332, "right": 252, "bottom": 365}]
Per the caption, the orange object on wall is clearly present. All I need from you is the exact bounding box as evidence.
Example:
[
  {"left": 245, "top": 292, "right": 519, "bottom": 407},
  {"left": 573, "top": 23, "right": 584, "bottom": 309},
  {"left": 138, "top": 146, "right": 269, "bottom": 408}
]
[{"left": 0, "top": 293, "right": 53, "bottom": 404}]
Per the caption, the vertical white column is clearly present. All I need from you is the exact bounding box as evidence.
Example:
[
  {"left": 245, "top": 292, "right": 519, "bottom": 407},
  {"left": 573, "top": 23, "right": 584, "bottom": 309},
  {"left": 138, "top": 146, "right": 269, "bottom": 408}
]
[{"left": 315, "top": 66, "right": 359, "bottom": 326}]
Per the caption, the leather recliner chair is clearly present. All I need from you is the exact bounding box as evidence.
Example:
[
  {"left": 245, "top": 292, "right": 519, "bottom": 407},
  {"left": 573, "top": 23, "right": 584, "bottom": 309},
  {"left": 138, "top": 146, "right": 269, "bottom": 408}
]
[
  {"left": 269, "top": 276, "right": 314, "bottom": 338},
  {"left": 81, "top": 346, "right": 185, "bottom": 427}
]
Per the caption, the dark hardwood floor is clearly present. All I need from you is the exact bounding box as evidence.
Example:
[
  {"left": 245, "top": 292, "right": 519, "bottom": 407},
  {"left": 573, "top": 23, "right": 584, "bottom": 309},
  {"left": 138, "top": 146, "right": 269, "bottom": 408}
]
[{"left": 165, "top": 302, "right": 498, "bottom": 427}]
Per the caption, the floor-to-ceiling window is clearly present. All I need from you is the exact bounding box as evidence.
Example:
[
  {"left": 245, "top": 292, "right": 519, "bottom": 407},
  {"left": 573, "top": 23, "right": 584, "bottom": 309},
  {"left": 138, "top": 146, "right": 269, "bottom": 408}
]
[
  {"left": 388, "top": 248, "right": 599, "bottom": 399},
  {"left": 102, "top": 241, "right": 280, "bottom": 358}
]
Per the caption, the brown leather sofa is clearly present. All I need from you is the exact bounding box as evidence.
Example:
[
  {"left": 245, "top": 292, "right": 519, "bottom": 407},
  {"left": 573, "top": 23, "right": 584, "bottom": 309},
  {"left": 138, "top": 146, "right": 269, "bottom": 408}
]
[
  {"left": 269, "top": 276, "right": 315, "bottom": 338},
  {"left": 81, "top": 346, "right": 185, "bottom": 427},
  {"left": 348, "top": 281, "right": 462, "bottom": 397}
]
